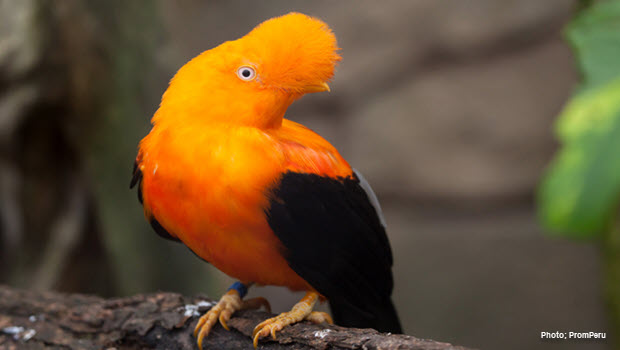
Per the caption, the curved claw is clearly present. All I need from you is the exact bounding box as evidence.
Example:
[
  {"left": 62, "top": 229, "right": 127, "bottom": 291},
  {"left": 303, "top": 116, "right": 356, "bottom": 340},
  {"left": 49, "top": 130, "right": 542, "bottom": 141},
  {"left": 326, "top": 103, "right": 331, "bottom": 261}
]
[
  {"left": 219, "top": 310, "right": 232, "bottom": 331},
  {"left": 253, "top": 317, "right": 277, "bottom": 347},
  {"left": 251, "top": 291, "right": 321, "bottom": 348},
  {"left": 196, "top": 321, "right": 211, "bottom": 350},
  {"left": 253, "top": 324, "right": 269, "bottom": 348},
  {"left": 252, "top": 320, "right": 264, "bottom": 339},
  {"left": 193, "top": 290, "right": 242, "bottom": 349}
]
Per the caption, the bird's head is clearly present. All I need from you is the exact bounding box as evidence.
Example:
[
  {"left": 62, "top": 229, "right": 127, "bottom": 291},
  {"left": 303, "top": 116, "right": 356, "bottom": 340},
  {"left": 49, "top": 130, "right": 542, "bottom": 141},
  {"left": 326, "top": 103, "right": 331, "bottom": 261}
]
[{"left": 155, "top": 12, "right": 341, "bottom": 129}]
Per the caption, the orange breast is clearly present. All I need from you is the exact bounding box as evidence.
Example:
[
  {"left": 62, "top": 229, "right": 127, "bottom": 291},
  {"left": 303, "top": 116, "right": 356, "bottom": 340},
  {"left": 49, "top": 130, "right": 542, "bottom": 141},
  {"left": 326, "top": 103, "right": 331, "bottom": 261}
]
[{"left": 138, "top": 119, "right": 351, "bottom": 290}]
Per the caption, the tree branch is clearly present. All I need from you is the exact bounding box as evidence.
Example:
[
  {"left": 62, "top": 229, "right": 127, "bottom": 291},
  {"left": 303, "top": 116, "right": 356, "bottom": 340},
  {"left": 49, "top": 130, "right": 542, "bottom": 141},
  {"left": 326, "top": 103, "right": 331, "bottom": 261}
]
[{"left": 0, "top": 285, "right": 472, "bottom": 349}]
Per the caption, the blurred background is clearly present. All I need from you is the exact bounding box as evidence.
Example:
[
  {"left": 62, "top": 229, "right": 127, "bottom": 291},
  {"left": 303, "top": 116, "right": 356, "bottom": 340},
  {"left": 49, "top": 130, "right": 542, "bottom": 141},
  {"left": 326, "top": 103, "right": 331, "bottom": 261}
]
[{"left": 0, "top": 0, "right": 616, "bottom": 349}]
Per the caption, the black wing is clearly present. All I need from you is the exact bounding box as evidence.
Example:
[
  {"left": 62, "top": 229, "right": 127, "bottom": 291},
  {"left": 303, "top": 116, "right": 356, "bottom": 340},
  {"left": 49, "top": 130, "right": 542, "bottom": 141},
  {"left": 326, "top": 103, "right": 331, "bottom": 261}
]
[{"left": 266, "top": 171, "right": 401, "bottom": 333}]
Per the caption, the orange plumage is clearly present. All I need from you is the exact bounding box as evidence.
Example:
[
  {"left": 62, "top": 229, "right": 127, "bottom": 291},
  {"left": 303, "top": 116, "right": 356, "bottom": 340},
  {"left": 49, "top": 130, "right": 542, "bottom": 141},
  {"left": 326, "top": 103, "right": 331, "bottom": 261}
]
[
  {"left": 133, "top": 12, "right": 400, "bottom": 348},
  {"left": 139, "top": 120, "right": 350, "bottom": 289}
]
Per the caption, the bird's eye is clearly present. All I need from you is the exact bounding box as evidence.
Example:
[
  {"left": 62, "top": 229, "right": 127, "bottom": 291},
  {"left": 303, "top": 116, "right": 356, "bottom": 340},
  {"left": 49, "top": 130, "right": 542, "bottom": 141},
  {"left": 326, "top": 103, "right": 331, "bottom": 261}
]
[{"left": 237, "top": 66, "right": 256, "bottom": 81}]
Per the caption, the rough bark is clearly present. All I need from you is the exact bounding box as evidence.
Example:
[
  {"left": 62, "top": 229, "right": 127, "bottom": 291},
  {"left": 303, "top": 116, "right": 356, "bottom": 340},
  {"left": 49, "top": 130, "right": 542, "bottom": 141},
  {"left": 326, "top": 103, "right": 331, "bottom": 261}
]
[{"left": 0, "top": 285, "right": 471, "bottom": 350}]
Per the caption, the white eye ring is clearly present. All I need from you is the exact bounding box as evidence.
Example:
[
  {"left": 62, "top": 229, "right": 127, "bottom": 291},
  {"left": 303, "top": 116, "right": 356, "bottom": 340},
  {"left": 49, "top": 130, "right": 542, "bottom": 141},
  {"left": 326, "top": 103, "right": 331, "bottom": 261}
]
[{"left": 237, "top": 66, "right": 256, "bottom": 81}]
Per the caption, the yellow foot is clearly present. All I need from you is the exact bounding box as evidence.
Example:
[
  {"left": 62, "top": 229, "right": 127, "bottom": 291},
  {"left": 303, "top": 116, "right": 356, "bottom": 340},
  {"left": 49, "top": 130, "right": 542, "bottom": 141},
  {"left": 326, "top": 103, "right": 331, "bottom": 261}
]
[
  {"left": 194, "top": 289, "right": 270, "bottom": 349},
  {"left": 252, "top": 291, "right": 332, "bottom": 348},
  {"left": 305, "top": 311, "right": 333, "bottom": 324}
]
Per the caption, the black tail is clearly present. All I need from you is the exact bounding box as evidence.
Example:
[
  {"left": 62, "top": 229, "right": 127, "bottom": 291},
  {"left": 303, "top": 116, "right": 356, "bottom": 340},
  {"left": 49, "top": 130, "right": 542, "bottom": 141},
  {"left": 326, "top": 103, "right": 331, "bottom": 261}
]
[{"left": 329, "top": 297, "right": 402, "bottom": 334}]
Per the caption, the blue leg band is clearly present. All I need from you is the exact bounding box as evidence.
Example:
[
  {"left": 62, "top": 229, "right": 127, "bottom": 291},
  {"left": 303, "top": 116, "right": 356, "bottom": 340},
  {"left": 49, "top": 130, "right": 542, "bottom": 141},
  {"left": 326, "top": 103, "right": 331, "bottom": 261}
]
[{"left": 227, "top": 281, "right": 248, "bottom": 298}]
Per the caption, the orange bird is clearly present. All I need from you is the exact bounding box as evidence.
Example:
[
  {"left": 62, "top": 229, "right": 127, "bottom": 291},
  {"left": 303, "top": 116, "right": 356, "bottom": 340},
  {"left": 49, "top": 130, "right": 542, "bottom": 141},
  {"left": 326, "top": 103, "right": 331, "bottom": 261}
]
[{"left": 131, "top": 12, "right": 401, "bottom": 348}]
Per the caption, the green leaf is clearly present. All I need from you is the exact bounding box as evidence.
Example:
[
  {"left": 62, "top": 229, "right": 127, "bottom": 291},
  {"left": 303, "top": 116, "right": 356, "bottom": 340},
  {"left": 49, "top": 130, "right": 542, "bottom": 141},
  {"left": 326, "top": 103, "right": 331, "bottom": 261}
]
[
  {"left": 567, "top": 0, "right": 620, "bottom": 89},
  {"left": 539, "top": 77, "right": 620, "bottom": 238},
  {"left": 538, "top": 0, "right": 620, "bottom": 239}
]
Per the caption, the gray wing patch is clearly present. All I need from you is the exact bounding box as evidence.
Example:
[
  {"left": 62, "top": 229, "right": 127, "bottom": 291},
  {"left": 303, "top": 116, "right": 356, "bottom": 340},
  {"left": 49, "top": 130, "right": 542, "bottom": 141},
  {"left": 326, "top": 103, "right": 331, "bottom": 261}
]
[{"left": 353, "top": 168, "right": 386, "bottom": 228}]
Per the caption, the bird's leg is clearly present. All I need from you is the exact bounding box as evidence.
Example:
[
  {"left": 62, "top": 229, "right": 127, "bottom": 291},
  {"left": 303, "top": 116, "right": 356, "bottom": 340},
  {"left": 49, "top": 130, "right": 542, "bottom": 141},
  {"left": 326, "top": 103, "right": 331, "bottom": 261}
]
[
  {"left": 252, "top": 291, "right": 333, "bottom": 348},
  {"left": 194, "top": 282, "right": 270, "bottom": 349}
]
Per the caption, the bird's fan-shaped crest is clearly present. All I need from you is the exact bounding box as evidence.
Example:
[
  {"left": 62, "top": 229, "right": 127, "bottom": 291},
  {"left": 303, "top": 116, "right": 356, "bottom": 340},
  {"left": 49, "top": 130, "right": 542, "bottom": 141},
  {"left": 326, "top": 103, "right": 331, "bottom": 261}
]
[{"left": 244, "top": 12, "right": 341, "bottom": 91}]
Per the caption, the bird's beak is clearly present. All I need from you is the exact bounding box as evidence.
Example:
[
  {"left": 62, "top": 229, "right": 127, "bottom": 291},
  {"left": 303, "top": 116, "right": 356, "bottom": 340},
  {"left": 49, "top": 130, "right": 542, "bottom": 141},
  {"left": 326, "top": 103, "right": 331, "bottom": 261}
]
[{"left": 303, "top": 82, "right": 331, "bottom": 93}]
